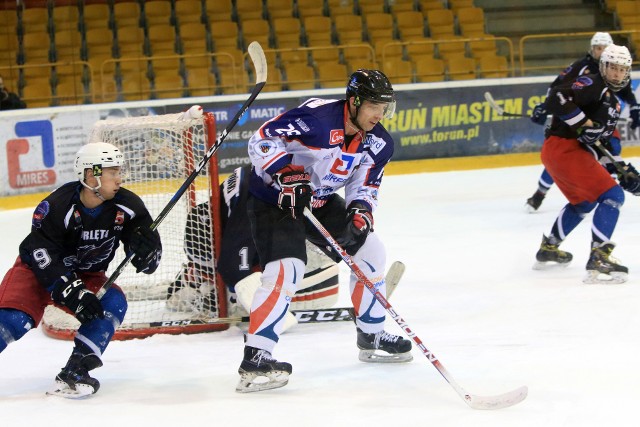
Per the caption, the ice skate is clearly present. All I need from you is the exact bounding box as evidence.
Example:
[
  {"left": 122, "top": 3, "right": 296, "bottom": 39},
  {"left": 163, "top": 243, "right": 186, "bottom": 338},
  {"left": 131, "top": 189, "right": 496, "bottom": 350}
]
[
  {"left": 525, "top": 190, "right": 546, "bottom": 212},
  {"left": 583, "top": 242, "right": 628, "bottom": 284},
  {"left": 47, "top": 353, "right": 102, "bottom": 399},
  {"left": 357, "top": 328, "right": 413, "bottom": 363},
  {"left": 533, "top": 235, "right": 572, "bottom": 270},
  {"left": 236, "top": 346, "right": 292, "bottom": 393}
]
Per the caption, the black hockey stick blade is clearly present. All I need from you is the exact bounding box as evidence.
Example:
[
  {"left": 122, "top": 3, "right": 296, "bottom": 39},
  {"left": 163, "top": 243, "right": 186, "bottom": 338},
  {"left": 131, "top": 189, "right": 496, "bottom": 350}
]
[{"left": 97, "top": 41, "right": 268, "bottom": 299}]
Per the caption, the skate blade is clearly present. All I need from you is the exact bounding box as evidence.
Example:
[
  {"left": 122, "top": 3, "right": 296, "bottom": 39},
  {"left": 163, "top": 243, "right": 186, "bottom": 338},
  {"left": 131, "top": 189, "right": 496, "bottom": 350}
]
[
  {"left": 583, "top": 270, "right": 628, "bottom": 285},
  {"left": 358, "top": 349, "right": 413, "bottom": 363},
  {"left": 235, "top": 370, "right": 290, "bottom": 393},
  {"left": 532, "top": 261, "right": 571, "bottom": 271},
  {"left": 46, "top": 381, "right": 96, "bottom": 399}
]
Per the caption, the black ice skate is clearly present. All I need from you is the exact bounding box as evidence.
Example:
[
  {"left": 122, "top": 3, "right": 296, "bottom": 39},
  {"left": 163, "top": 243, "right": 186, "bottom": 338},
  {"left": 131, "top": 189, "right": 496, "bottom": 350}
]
[
  {"left": 236, "top": 346, "right": 293, "bottom": 393},
  {"left": 525, "top": 190, "right": 546, "bottom": 212},
  {"left": 47, "top": 353, "right": 102, "bottom": 399},
  {"left": 357, "top": 328, "right": 413, "bottom": 363},
  {"left": 583, "top": 242, "right": 628, "bottom": 284},
  {"left": 533, "top": 235, "right": 573, "bottom": 270}
]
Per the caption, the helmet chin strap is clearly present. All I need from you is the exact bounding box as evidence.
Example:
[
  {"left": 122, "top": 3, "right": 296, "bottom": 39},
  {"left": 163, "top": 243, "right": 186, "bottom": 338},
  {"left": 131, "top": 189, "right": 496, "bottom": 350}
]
[{"left": 80, "top": 177, "right": 106, "bottom": 202}]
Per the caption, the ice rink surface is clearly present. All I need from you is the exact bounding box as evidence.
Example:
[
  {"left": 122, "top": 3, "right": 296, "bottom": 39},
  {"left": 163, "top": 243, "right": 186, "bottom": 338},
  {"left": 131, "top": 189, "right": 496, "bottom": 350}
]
[{"left": 2, "top": 163, "right": 640, "bottom": 427}]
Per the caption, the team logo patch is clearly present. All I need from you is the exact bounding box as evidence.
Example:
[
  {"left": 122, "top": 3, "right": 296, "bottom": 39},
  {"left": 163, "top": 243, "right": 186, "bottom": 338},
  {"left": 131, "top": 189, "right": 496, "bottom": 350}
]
[
  {"left": 572, "top": 76, "right": 593, "bottom": 89},
  {"left": 32, "top": 201, "right": 50, "bottom": 229},
  {"left": 329, "top": 129, "right": 344, "bottom": 145},
  {"left": 254, "top": 140, "right": 277, "bottom": 156},
  {"left": 115, "top": 210, "right": 125, "bottom": 225}
]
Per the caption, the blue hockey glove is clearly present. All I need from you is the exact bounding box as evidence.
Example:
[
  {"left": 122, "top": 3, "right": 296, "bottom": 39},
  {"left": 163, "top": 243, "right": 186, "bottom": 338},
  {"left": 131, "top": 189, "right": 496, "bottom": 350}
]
[
  {"left": 272, "top": 164, "right": 312, "bottom": 219},
  {"left": 51, "top": 274, "right": 104, "bottom": 324},
  {"left": 630, "top": 105, "right": 640, "bottom": 130},
  {"left": 577, "top": 123, "right": 605, "bottom": 146},
  {"left": 530, "top": 103, "right": 547, "bottom": 125}
]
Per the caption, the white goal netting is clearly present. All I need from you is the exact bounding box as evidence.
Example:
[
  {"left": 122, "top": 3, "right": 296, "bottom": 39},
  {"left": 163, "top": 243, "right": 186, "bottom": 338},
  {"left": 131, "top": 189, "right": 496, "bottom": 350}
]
[{"left": 42, "top": 109, "right": 228, "bottom": 340}]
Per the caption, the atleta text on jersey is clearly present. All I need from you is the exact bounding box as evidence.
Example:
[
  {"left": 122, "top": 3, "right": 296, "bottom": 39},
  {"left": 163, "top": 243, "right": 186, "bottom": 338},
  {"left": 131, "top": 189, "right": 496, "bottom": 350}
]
[
  {"left": 248, "top": 98, "right": 394, "bottom": 210},
  {"left": 19, "top": 181, "right": 156, "bottom": 288}
]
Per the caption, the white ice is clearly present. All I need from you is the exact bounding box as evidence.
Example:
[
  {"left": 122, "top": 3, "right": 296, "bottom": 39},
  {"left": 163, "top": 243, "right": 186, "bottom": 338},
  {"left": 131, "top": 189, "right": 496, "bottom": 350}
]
[{"left": 2, "top": 163, "right": 640, "bottom": 427}]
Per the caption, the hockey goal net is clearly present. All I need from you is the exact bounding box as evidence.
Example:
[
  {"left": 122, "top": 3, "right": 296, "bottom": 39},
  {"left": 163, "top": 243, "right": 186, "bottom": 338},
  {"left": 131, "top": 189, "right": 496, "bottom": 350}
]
[{"left": 42, "top": 108, "right": 228, "bottom": 340}]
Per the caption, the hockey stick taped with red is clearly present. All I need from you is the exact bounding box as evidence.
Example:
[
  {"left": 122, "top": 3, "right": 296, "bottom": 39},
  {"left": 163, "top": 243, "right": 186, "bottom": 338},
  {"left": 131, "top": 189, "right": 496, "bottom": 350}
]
[
  {"left": 302, "top": 207, "right": 528, "bottom": 410},
  {"left": 97, "top": 41, "right": 267, "bottom": 299}
]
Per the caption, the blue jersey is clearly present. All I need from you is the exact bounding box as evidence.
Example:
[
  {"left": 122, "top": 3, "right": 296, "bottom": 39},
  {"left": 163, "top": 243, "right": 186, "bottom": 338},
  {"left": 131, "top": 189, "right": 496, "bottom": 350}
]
[{"left": 247, "top": 98, "right": 394, "bottom": 212}]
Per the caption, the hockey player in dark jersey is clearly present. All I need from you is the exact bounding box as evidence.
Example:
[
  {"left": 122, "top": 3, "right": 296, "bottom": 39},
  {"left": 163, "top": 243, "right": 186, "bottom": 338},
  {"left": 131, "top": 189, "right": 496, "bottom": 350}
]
[
  {"left": 526, "top": 32, "right": 640, "bottom": 211},
  {"left": 533, "top": 45, "right": 640, "bottom": 284},
  {"left": 0, "top": 142, "right": 162, "bottom": 398},
  {"left": 235, "top": 69, "right": 411, "bottom": 393},
  {"left": 166, "top": 165, "right": 339, "bottom": 317}
]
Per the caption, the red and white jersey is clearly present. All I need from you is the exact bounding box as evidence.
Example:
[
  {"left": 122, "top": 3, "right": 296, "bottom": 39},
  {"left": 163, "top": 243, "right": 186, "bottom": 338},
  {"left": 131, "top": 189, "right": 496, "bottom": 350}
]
[{"left": 247, "top": 98, "right": 395, "bottom": 211}]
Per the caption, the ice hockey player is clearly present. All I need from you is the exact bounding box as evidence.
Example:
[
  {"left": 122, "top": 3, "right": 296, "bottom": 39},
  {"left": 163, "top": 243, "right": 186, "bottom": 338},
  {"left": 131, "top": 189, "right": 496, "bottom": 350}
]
[
  {"left": 0, "top": 142, "right": 162, "bottom": 398},
  {"left": 526, "top": 32, "right": 640, "bottom": 211},
  {"left": 166, "top": 165, "right": 339, "bottom": 318},
  {"left": 236, "top": 69, "right": 412, "bottom": 393},
  {"left": 533, "top": 44, "right": 640, "bottom": 284}
]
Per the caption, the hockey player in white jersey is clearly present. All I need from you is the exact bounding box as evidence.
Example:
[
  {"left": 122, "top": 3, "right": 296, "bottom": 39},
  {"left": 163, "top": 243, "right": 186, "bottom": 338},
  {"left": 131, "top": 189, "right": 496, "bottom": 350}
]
[{"left": 236, "top": 69, "right": 411, "bottom": 393}]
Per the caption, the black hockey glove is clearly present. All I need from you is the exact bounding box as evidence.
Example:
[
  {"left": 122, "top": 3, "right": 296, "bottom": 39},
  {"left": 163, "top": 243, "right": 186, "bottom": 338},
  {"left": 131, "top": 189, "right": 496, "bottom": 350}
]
[
  {"left": 340, "top": 202, "right": 374, "bottom": 255},
  {"left": 630, "top": 105, "right": 640, "bottom": 130},
  {"left": 577, "top": 123, "right": 605, "bottom": 146},
  {"left": 530, "top": 102, "right": 547, "bottom": 125},
  {"left": 272, "top": 164, "right": 312, "bottom": 219},
  {"left": 51, "top": 274, "right": 104, "bottom": 324},
  {"left": 130, "top": 226, "right": 162, "bottom": 273},
  {"left": 618, "top": 163, "right": 640, "bottom": 195}
]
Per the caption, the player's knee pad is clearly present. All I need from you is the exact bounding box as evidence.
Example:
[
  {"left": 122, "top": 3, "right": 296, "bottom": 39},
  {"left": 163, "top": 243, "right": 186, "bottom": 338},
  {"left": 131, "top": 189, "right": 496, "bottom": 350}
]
[
  {"left": 351, "top": 233, "right": 386, "bottom": 277},
  {"left": 0, "top": 309, "right": 34, "bottom": 352},
  {"left": 76, "top": 287, "right": 127, "bottom": 355},
  {"left": 570, "top": 201, "right": 597, "bottom": 217},
  {"left": 101, "top": 286, "right": 128, "bottom": 326},
  {"left": 262, "top": 258, "right": 304, "bottom": 295},
  {"left": 598, "top": 185, "right": 625, "bottom": 210}
]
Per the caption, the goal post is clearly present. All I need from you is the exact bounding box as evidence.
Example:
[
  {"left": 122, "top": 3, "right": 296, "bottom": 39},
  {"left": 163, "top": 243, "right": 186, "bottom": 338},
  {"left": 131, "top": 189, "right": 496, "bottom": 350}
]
[{"left": 42, "top": 108, "right": 229, "bottom": 340}]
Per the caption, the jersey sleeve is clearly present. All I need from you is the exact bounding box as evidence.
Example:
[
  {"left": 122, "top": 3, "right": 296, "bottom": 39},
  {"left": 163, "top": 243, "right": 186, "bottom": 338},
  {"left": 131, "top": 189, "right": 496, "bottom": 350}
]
[
  {"left": 344, "top": 130, "right": 394, "bottom": 212},
  {"left": 546, "top": 76, "right": 597, "bottom": 130},
  {"left": 18, "top": 200, "right": 78, "bottom": 290},
  {"left": 248, "top": 109, "right": 320, "bottom": 176}
]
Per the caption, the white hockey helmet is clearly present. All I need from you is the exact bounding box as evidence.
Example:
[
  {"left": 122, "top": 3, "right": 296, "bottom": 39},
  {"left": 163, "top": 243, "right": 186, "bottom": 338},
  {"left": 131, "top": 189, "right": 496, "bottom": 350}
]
[
  {"left": 599, "top": 44, "right": 632, "bottom": 92},
  {"left": 74, "top": 141, "right": 124, "bottom": 181},
  {"left": 591, "top": 32, "right": 613, "bottom": 47}
]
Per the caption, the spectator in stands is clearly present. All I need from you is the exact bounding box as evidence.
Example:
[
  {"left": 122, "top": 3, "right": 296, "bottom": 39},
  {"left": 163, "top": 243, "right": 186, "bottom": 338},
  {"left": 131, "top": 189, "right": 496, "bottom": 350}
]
[{"left": 0, "top": 75, "right": 26, "bottom": 110}]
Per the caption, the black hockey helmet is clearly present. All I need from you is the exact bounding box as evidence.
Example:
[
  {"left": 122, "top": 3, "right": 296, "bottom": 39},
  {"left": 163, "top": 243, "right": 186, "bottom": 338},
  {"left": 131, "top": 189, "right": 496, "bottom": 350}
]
[{"left": 346, "top": 69, "right": 395, "bottom": 118}]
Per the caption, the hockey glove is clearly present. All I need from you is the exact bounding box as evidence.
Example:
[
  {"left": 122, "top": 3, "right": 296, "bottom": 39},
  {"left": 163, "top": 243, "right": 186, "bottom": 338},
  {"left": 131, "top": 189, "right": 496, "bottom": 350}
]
[
  {"left": 130, "top": 226, "right": 162, "bottom": 273},
  {"left": 530, "top": 103, "right": 548, "bottom": 125},
  {"left": 630, "top": 105, "right": 640, "bottom": 130},
  {"left": 577, "top": 123, "right": 605, "bottom": 146},
  {"left": 619, "top": 174, "right": 640, "bottom": 195},
  {"left": 272, "top": 164, "right": 312, "bottom": 219},
  {"left": 340, "top": 202, "right": 374, "bottom": 255},
  {"left": 51, "top": 274, "right": 104, "bottom": 324}
]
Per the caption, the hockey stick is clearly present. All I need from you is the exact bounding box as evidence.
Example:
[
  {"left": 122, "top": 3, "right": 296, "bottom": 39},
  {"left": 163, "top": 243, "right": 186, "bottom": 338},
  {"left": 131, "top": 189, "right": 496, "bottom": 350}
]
[
  {"left": 484, "top": 91, "right": 530, "bottom": 118},
  {"left": 97, "top": 41, "right": 267, "bottom": 299},
  {"left": 302, "top": 207, "right": 527, "bottom": 410},
  {"left": 593, "top": 140, "right": 636, "bottom": 179}
]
